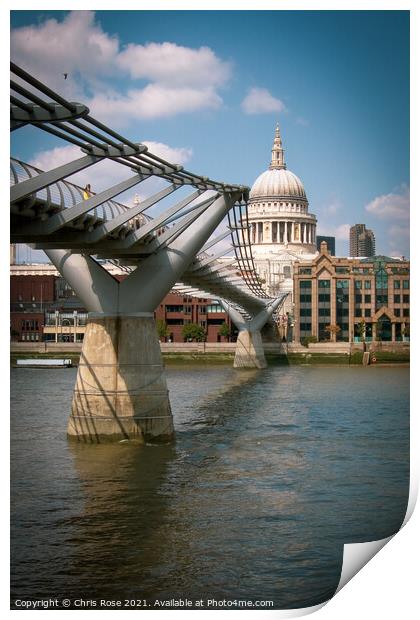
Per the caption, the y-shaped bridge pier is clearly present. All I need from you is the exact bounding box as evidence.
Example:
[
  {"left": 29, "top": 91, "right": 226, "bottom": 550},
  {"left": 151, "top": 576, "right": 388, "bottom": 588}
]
[{"left": 10, "top": 63, "right": 287, "bottom": 442}]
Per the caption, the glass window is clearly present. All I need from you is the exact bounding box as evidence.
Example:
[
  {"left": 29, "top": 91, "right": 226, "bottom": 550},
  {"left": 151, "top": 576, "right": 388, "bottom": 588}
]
[
  {"left": 300, "top": 308, "right": 312, "bottom": 317},
  {"left": 394, "top": 295, "right": 401, "bottom": 303},
  {"left": 300, "top": 322, "right": 312, "bottom": 333},
  {"left": 355, "top": 308, "right": 362, "bottom": 317},
  {"left": 299, "top": 268, "right": 312, "bottom": 275},
  {"left": 337, "top": 280, "right": 349, "bottom": 288},
  {"left": 403, "top": 295, "right": 409, "bottom": 303},
  {"left": 376, "top": 295, "right": 388, "bottom": 306},
  {"left": 394, "top": 309, "right": 401, "bottom": 317},
  {"left": 355, "top": 295, "right": 362, "bottom": 303},
  {"left": 403, "top": 280, "right": 409, "bottom": 289},
  {"left": 299, "top": 280, "right": 312, "bottom": 289},
  {"left": 318, "top": 280, "right": 330, "bottom": 288},
  {"left": 318, "top": 293, "right": 330, "bottom": 302},
  {"left": 394, "top": 280, "right": 400, "bottom": 289},
  {"left": 403, "top": 308, "right": 409, "bottom": 317},
  {"left": 319, "top": 308, "right": 330, "bottom": 316},
  {"left": 364, "top": 294, "right": 371, "bottom": 303},
  {"left": 355, "top": 280, "right": 362, "bottom": 289},
  {"left": 364, "top": 281, "right": 371, "bottom": 289},
  {"left": 364, "top": 309, "right": 371, "bottom": 317},
  {"left": 375, "top": 266, "right": 388, "bottom": 290},
  {"left": 300, "top": 294, "right": 311, "bottom": 303}
]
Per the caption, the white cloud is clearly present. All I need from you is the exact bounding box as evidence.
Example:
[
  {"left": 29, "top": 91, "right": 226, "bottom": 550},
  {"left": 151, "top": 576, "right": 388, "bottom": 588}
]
[
  {"left": 365, "top": 185, "right": 410, "bottom": 219},
  {"left": 241, "top": 88, "right": 286, "bottom": 115},
  {"left": 296, "top": 116, "right": 309, "bottom": 126},
  {"left": 89, "top": 85, "right": 222, "bottom": 124},
  {"left": 117, "top": 42, "right": 231, "bottom": 89},
  {"left": 11, "top": 11, "right": 231, "bottom": 122},
  {"left": 11, "top": 11, "right": 119, "bottom": 96}
]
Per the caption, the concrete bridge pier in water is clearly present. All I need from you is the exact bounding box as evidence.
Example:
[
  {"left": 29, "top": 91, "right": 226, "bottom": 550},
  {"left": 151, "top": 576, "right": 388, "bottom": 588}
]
[
  {"left": 220, "top": 298, "right": 286, "bottom": 369},
  {"left": 46, "top": 193, "right": 238, "bottom": 444}
]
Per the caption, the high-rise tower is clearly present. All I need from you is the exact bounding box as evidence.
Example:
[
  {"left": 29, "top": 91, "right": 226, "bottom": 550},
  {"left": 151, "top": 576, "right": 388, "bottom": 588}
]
[{"left": 349, "top": 224, "right": 376, "bottom": 257}]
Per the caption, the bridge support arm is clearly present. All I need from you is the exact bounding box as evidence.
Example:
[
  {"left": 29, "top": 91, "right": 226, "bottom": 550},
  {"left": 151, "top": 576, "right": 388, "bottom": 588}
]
[
  {"left": 220, "top": 295, "right": 288, "bottom": 369},
  {"left": 45, "top": 192, "right": 238, "bottom": 443}
]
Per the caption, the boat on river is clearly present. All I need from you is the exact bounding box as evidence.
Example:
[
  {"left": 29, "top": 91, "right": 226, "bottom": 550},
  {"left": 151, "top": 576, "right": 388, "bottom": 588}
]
[{"left": 15, "top": 359, "right": 73, "bottom": 368}]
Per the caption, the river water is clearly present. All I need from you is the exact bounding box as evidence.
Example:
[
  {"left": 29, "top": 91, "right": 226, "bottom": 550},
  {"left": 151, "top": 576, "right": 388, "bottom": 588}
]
[{"left": 10, "top": 364, "right": 409, "bottom": 610}]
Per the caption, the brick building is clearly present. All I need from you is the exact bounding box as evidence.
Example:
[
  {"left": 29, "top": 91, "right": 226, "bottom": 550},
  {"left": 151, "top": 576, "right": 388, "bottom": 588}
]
[
  {"left": 293, "top": 242, "right": 410, "bottom": 343},
  {"left": 10, "top": 263, "right": 234, "bottom": 343}
]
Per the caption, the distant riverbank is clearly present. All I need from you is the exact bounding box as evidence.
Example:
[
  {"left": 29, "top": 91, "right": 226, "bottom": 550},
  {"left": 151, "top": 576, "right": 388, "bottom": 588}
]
[{"left": 10, "top": 348, "right": 409, "bottom": 367}]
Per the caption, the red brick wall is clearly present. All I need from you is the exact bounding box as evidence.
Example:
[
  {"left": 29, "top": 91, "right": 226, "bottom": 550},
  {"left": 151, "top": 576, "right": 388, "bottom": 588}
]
[{"left": 11, "top": 275, "right": 56, "bottom": 302}]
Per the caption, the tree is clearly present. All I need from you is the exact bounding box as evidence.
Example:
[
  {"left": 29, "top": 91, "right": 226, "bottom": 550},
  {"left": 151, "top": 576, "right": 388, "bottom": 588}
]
[
  {"left": 325, "top": 324, "right": 341, "bottom": 341},
  {"left": 156, "top": 319, "right": 170, "bottom": 341},
  {"left": 218, "top": 322, "right": 231, "bottom": 341},
  {"left": 182, "top": 323, "right": 206, "bottom": 342},
  {"left": 355, "top": 319, "right": 367, "bottom": 341}
]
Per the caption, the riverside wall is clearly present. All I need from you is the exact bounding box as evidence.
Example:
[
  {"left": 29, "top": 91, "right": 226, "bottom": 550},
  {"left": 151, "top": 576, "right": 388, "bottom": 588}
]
[{"left": 10, "top": 341, "right": 410, "bottom": 364}]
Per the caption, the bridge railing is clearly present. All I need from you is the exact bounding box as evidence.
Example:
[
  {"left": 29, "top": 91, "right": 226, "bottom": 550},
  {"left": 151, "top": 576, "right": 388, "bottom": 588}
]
[{"left": 10, "top": 157, "right": 150, "bottom": 232}]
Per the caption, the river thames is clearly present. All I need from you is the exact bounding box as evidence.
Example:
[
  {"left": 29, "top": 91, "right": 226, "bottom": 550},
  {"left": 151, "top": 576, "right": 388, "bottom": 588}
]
[{"left": 10, "top": 364, "right": 409, "bottom": 609}]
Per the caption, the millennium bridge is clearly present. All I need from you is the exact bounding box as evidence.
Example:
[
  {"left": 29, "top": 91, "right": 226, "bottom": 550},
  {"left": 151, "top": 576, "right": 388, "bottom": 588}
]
[{"left": 10, "top": 62, "right": 287, "bottom": 443}]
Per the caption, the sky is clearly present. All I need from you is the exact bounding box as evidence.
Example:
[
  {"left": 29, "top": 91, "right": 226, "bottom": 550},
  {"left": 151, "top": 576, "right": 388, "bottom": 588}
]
[{"left": 10, "top": 9, "right": 410, "bottom": 260}]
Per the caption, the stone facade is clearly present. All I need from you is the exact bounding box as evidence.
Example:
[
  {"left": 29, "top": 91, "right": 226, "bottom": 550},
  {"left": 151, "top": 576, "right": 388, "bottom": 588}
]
[{"left": 293, "top": 242, "right": 410, "bottom": 343}]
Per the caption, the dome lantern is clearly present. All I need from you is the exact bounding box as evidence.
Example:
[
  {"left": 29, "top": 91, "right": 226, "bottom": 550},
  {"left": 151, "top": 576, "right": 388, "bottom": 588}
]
[{"left": 269, "top": 123, "right": 286, "bottom": 170}]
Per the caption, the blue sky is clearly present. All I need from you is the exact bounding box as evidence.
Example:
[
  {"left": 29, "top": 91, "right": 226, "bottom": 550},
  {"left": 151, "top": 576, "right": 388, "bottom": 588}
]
[{"left": 10, "top": 9, "right": 409, "bottom": 259}]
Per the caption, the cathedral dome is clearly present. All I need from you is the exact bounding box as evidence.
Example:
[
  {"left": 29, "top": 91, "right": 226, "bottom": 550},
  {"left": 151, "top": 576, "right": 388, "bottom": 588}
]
[
  {"left": 250, "top": 168, "right": 307, "bottom": 201},
  {"left": 249, "top": 124, "right": 307, "bottom": 203}
]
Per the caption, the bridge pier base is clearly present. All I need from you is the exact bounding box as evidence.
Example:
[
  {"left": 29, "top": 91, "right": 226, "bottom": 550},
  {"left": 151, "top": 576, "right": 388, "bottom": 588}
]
[
  {"left": 233, "top": 329, "right": 267, "bottom": 369},
  {"left": 68, "top": 314, "right": 174, "bottom": 443}
]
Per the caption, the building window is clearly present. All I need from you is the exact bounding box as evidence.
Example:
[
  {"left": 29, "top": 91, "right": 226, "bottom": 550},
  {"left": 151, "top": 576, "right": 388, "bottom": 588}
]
[
  {"left": 318, "top": 280, "right": 330, "bottom": 288},
  {"left": 336, "top": 267, "right": 349, "bottom": 274},
  {"left": 206, "top": 303, "right": 223, "bottom": 313},
  {"left": 355, "top": 308, "right": 362, "bottom": 317},
  {"left": 403, "top": 295, "right": 409, "bottom": 303},
  {"left": 403, "top": 309, "right": 409, "bottom": 317},
  {"left": 300, "top": 322, "right": 312, "bottom": 335},
  {"left": 364, "top": 294, "right": 371, "bottom": 303},
  {"left": 365, "top": 309, "right": 371, "bottom": 317},
  {"left": 337, "top": 279, "right": 349, "bottom": 288},
  {"left": 394, "top": 280, "right": 401, "bottom": 289},
  {"left": 394, "top": 309, "right": 401, "bottom": 317},
  {"left": 300, "top": 308, "right": 312, "bottom": 317},
  {"left": 300, "top": 294, "right": 311, "bottom": 303},
  {"left": 166, "top": 305, "right": 184, "bottom": 312},
  {"left": 318, "top": 308, "right": 330, "bottom": 317},
  {"left": 376, "top": 295, "right": 388, "bottom": 307},
  {"left": 299, "top": 280, "right": 312, "bottom": 289},
  {"left": 318, "top": 293, "right": 330, "bottom": 302},
  {"left": 299, "top": 268, "right": 312, "bottom": 275},
  {"left": 403, "top": 280, "right": 409, "bottom": 289},
  {"left": 355, "top": 280, "right": 362, "bottom": 289},
  {"left": 394, "top": 294, "right": 401, "bottom": 303},
  {"left": 364, "top": 281, "right": 371, "bottom": 289},
  {"left": 355, "top": 294, "right": 362, "bottom": 304}
]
